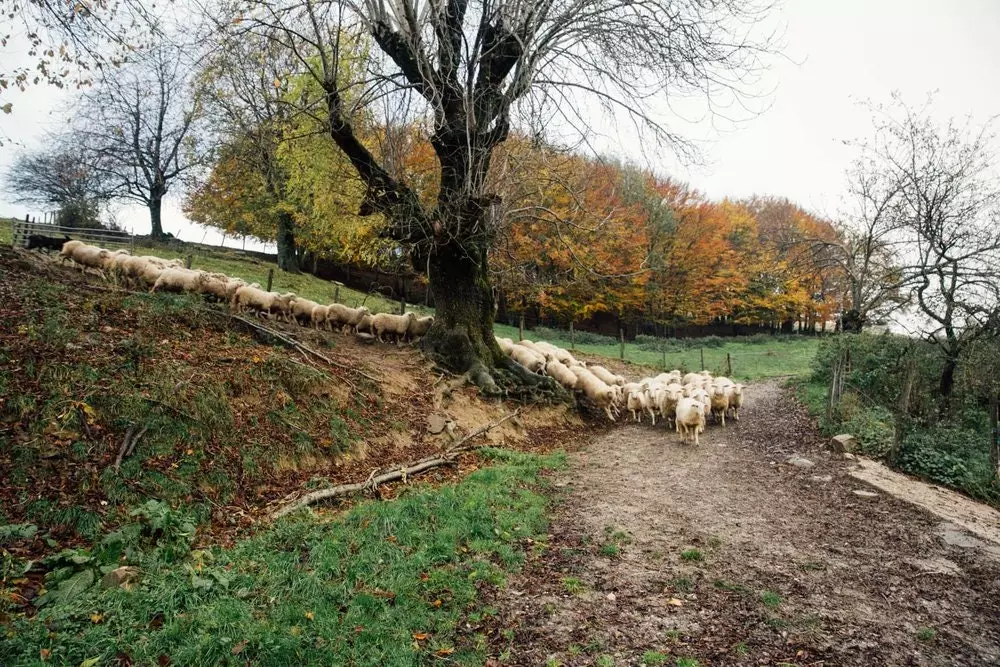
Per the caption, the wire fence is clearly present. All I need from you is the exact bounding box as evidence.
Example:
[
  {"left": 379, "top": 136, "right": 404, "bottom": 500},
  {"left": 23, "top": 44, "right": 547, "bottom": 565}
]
[{"left": 9, "top": 216, "right": 135, "bottom": 251}]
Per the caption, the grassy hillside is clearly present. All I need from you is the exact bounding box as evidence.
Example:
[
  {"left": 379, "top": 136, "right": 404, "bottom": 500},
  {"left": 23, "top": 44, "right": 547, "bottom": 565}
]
[
  {"left": 0, "top": 217, "right": 13, "bottom": 245},
  {"left": 496, "top": 323, "right": 820, "bottom": 380},
  {"left": 0, "top": 246, "right": 584, "bottom": 664}
]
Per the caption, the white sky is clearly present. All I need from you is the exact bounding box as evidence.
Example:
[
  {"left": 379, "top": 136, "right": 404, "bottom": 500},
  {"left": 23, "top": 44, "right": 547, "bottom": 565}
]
[{"left": 2, "top": 0, "right": 999, "bottom": 246}]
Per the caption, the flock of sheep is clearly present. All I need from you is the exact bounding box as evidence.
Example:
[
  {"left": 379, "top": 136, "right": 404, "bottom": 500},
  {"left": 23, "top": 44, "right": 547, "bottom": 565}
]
[
  {"left": 496, "top": 337, "right": 745, "bottom": 444},
  {"left": 53, "top": 240, "right": 747, "bottom": 442},
  {"left": 57, "top": 240, "right": 435, "bottom": 343}
]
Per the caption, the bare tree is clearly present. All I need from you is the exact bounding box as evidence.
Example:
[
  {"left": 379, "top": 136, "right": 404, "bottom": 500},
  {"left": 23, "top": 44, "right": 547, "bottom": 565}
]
[
  {"left": 225, "top": 0, "right": 775, "bottom": 393},
  {"left": 74, "top": 42, "right": 205, "bottom": 239},
  {"left": 3, "top": 143, "right": 111, "bottom": 227},
  {"left": 863, "top": 97, "right": 1000, "bottom": 407},
  {"left": 815, "top": 156, "right": 911, "bottom": 332}
]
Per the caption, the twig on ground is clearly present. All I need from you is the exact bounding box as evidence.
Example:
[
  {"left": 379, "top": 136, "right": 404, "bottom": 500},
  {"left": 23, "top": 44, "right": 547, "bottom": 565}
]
[
  {"left": 113, "top": 424, "right": 148, "bottom": 472},
  {"left": 270, "top": 409, "right": 521, "bottom": 518}
]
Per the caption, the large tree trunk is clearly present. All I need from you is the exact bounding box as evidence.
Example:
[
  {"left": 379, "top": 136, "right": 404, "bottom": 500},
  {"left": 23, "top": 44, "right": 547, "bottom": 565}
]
[
  {"left": 419, "top": 239, "right": 555, "bottom": 398},
  {"left": 149, "top": 194, "right": 164, "bottom": 239},
  {"left": 276, "top": 211, "right": 299, "bottom": 273},
  {"left": 939, "top": 352, "right": 958, "bottom": 414},
  {"left": 841, "top": 309, "right": 865, "bottom": 333}
]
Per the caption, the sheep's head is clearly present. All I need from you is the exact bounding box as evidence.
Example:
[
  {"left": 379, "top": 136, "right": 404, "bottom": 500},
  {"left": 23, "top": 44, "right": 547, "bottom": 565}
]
[
  {"left": 403, "top": 312, "right": 417, "bottom": 323},
  {"left": 357, "top": 306, "right": 371, "bottom": 316}
]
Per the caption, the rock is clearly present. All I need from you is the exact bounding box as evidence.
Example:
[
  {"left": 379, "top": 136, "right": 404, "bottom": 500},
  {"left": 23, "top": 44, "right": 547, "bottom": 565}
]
[
  {"left": 102, "top": 566, "right": 141, "bottom": 589},
  {"left": 830, "top": 434, "right": 858, "bottom": 453},
  {"left": 842, "top": 452, "right": 858, "bottom": 461},
  {"left": 606, "top": 593, "right": 616, "bottom": 602},
  {"left": 427, "top": 413, "right": 449, "bottom": 435},
  {"left": 852, "top": 489, "right": 879, "bottom": 498},
  {"left": 810, "top": 475, "right": 833, "bottom": 483},
  {"left": 786, "top": 456, "right": 815, "bottom": 469}
]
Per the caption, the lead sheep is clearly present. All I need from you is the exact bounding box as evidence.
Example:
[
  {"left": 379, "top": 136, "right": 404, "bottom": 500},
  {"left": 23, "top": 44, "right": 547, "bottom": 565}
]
[
  {"left": 574, "top": 371, "right": 617, "bottom": 421},
  {"left": 588, "top": 364, "right": 625, "bottom": 387},
  {"left": 728, "top": 384, "right": 745, "bottom": 421},
  {"left": 675, "top": 396, "right": 706, "bottom": 445},
  {"left": 407, "top": 315, "right": 435, "bottom": 341},
  {"left": 510, "top": 344, "right": 546, "bottom": 373},
  {"left": 371, "top": 312, "right": 417, "bottom": 343}
]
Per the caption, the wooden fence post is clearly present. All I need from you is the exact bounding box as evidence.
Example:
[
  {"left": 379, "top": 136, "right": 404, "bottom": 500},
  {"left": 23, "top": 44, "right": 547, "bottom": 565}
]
[
  {"left": 826, "top": 352, "right": 841, "bottom": 423},
  {"left": 185, "top": 255, "right": 193, "bottom": 269},
  {"left": 518, "top": 312, "right": 524, "bottom": 341},
  {"left": 727, "top": 352, "right": 733, "bottom": 377},
  {"left": 334, "top": 285, "right": 340, "bottom": 303},
  {"left": 569, "top": 320, "right": 575, "bottom": 351},
  {"left": 266, "top": 268, "right": 274, "bottom": 292},
  {"left": 399, "top": 294, "right": 406, "bottom": 315},
  {"left": 700, "top": 347, "right": 705, "bottom": 371},
  {"left": 990, "top": 392, "right": 999, "bottom": 481},
  {"left": 662, "top": 346, "right": 667, "bottom": 370},
  {"left": 619, "top": 327, "right": 625, "bottom": 361}
]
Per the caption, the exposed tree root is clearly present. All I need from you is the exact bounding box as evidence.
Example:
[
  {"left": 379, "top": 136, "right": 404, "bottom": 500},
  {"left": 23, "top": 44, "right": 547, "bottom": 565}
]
[{"left": 270, "top": 409, "right": 521, "bottom": 518}]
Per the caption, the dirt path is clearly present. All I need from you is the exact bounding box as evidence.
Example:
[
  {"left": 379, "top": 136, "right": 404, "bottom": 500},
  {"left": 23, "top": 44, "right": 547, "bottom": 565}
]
[{"left": 491, "top": 381, "right": 1000, "bottom": 666}]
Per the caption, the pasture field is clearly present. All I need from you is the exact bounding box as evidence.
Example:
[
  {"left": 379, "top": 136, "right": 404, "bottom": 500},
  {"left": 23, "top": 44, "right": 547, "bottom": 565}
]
[{"left": 495, "top": 323, "right": 821, "bottom": 381}]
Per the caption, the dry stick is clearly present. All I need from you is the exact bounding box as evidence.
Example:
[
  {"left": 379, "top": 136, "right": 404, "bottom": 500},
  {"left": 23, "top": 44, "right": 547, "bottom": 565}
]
[
  {"left": 113, "top": 424, "right": 148, "bottom": 472},
  {"left": 271, "top": 409, "right": 521, "bottom": 519},
  {"left": 225, "top": 313, "right": 381, "bottom": 385}
]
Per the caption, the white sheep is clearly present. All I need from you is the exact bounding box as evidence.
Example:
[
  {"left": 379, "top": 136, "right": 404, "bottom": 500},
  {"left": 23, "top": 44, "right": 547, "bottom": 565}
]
[
  {"left": 623, "top": 383, "right": 654, "bottom": 423},
  {"left": 289, "top": 296, "right": 322, "bottom": 326},
  {"left": 709, "top": 384, "right": 731, "bottom": 426},
  {"left": 496, "top": 337, "right": 516, "bottom": 355},
  {"left": 588, "top": 364, "right": 625, "bottom": 387},
  {"left": 324, "top": 304, "right": 366, "bottom": 333},
  {"left": 356, "top": 311, "right": 374, "bottom": 334},
  {"left": 232, "top": 285, "right": 295, "bottom": 320},
  {"left": 151, "top": 268, "right": 206, "bottom": 293},
  {"left": 544, "top": 359, "right": 578, "bottom": 390},
  {"left": 407, "top": 315, "right": 435, "bottom": 341},
  {"left": 510, "top": 344, "right": 546, "bottom": 373},
  {"left": 371, "top": 312, "right": 417, "bottom": 343},
  {"left": 656, "top": 383, "right": 684, "bottom": 428},
  {"left": 728, "top": 384, "right": 745, "bottom": 421},
  {"left": 675, "top": 397, "right": 706, "bottom": 445},
  {"left": 574, "top": 371, "right": 617, "bottom": 421}
]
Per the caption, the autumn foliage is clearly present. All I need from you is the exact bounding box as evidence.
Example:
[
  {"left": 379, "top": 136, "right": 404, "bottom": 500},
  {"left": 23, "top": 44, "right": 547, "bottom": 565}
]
[{"left": 187, "top": 126, "right": 843, "bottom": 333}]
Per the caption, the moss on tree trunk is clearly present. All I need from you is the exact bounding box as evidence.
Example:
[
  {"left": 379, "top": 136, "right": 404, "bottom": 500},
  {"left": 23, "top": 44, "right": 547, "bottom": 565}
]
[{"left": 419, "top": 241, "right": 560, "bottom": 399}]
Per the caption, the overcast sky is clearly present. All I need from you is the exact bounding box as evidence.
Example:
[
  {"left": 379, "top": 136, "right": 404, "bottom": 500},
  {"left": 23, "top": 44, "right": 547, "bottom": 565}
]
[{"left": 1, "top": 0, "right": 999, "bottom": 249}]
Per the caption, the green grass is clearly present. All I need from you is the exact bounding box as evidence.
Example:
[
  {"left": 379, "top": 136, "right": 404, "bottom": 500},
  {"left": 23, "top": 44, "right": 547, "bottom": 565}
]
[
  {"left": 1, "top": 449, "right": 565, "bottom": 666},
  {"left": 675, "top": 659, "right": 700, "bottom": 667},
  {"left": 680, "top": 548, "right": 704, "bottom": 563},
  {"left": 916, "top": 627, "right": 937, "bottom": 642},
  {"left": 0, "top": 217, "right": 13, "bottom": 245},
  {"left": 561, "top": 576, "right": 586, "bottom": 595},
  {"left": 642, "top": 650, "right": 669, "bottom": 666},
  {"left": 495, "top": 323, "right": 819, "bottom": 381},
  {"left": 596, "top": 656, "right": 616, "bottom": 667},
  {"left": 760, "top": 590, "right": 782, "bottom": 609}
]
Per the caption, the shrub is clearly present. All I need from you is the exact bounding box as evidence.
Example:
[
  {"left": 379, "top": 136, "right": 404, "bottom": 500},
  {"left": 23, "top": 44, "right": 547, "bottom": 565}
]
[{"left": 841, "top": 404, "right": 896, "bottom": 458}]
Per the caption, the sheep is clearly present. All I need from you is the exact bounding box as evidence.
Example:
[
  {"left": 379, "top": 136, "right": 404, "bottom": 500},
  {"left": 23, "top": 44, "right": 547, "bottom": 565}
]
[
  {"left": 728, "top": 383, "right": 745, "bottom": 421},
  {"left": 371, "top": 311, "right": 417, "bottom": 343},
  {"left": 198, "top": 273, "right": 243, "bottom": 302},
  {"left": 231, "top": 285, "right": 295, "bottom": 320},
  {"left": 151, "top": 268, "right": 206, "bottom": 293},
  {"left": 496, "top": 337, "right": 516, "bottom": 355},
  {"left": 356, "top": 311, "right": 374, "bottom": 334},
  {"left": 623, "top": 383, "right": 654, "bottom": 423},
  {"left": 588, "top": 364, "right": 625, "bottom": 387},
  {"left": 575, "top": 371, "right": 617, "bottom": 421},
  {"left": 682, "top": 372, "right": 702, "bottom": 386},
  {"left": 675, "top": 397, "right": 706, "bottom": 445},
  {"left": 288, "top": 296, "right": 322, "bottom": 326},
  {"left": 534, "top": 341, "right": 578, "bottom": 366},
  {"left": 517, "top": 339, "right": 549, "bottom": 357},
  {"left": 544, "top": 359, "right": 578, "bottom": 390},
  {"left": 407, "top": 315, "right": 435, "bottom": 341},
  {"left": 510, "top": 344, "right": 546, "bottom": 373},
  {"left": 656, "top": 383, "right": 685, "bottom": 428},
  {"left": 59, "top": 239, "right": 86, "bottom": 264},
  {"left": 709, "top": 384, "right": 732, "bottom": 426},
  {"left": 325, "top": 304, "right": 370, "bottom": 333}
]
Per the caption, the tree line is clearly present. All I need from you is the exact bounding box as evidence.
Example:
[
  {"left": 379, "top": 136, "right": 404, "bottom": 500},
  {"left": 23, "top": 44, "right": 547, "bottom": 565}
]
[{"left": 3, "top": 1, "right": 998, "bottom": 398}]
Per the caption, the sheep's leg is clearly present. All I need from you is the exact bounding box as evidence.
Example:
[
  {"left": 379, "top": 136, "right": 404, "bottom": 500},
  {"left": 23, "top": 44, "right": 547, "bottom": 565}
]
[
  {"left": 604, "top": 406, "right": 616, "bottom": 422},
  {"left": 720, "top": 410, "right": 726, "bottom": 427},
  {"left": 649, "top": 408, "right": 656, "bottom": 426}
]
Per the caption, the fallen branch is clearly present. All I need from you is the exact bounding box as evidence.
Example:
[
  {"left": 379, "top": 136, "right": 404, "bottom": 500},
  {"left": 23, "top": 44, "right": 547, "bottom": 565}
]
[
  {"left": 223, "top": 313, "right": 382, "bottom": 385},
  {"left": 113, "top": 424, "right": 148, "bottom": 472},
  {"left": 270, "top": 409, "right": 521, "bottom": 519}
]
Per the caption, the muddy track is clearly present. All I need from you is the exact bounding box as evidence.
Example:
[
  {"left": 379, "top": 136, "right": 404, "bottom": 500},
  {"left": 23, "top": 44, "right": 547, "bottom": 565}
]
[{"left": 491, "top": 381, "right": 1000, "bottom": 666}]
